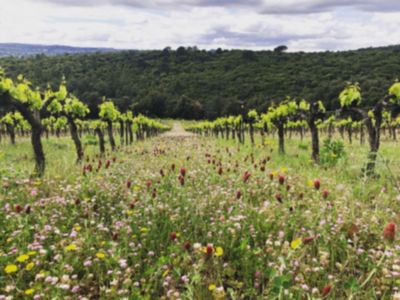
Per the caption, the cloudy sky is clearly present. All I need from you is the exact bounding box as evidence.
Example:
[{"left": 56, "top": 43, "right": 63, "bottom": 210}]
[{"left": 1, "top": 0, "right": 399, "bottom": 51}]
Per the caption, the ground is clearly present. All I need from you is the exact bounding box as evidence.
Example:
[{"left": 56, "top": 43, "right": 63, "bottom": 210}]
[{"left": 0, "top": 124, "right": 399, "bottom": 299}]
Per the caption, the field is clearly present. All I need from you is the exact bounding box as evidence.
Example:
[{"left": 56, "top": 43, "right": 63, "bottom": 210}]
[{"left": 0, "top": 122, "right": 399, "bottom": 299}]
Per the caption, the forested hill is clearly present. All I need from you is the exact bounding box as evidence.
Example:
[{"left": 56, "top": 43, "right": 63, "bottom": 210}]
[
  {"left": 0, "top": 43, "right": 115, "bottom": 57},
  {"left": 1, "top": 45, "right": 400, "bottom": 119}
]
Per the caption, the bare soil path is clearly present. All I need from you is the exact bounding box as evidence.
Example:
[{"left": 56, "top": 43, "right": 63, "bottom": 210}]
[{"left": 162, "top": 122, "right": 194, "bottom": 138}]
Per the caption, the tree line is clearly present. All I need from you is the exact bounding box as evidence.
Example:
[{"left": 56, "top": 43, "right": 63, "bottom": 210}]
[
  {"left": 186, "top": 82, "right": 400, "bottom": 176},
  {"left": 0, "top": 45, "right": 400, "bottom": 119},
  {"left": 0, "top": 68, "right": 169, "bottom": 176}
]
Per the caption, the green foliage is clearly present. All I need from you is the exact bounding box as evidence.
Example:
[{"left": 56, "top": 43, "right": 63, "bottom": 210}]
[
  {"left": 64, "top": 96, "right": 89, "bottom": 118},
  {"left": 298, "top": 99, "right": 310, "bottom": 111},
  {"left": 91, "top": 119, "right": 107, "bottom": 130},
  {"left": 1, "top": 111, "right": 23, "bottom": 126},
  {"left": 298, "top": 141, "right": 309, "bottom": 150},
  {"left": 266, "top": 99, "right": 298, "bottom": 126},
  {"left": 247, "top": 109, "right": 258, "bottom": 123},
  {"left": 42, "top": 116, "right": 55, "bottom": 129},
  {"left": 320, "top": 138, "right": 346, "bottom": 166},
  {"left": 0, "top": 125, "right": 398, "bottom": 299},
  {"left": 54, "top": 116, "right": 68, "bottom": 130},
  {"left": 99, "top": 100, "right": 120, "bottom": 121},
  {"left": 133, "top": 114, "right": 170, "bottom": 131},
  {"left": 1, "top": 68, "right": 88, "bottom": 122},
  {"left": 2, "top": 46, "right": 400, "bottom": 118},
  {"left": 335, "top": 117, "right": 353, "bottom": 128},
  {"left": 316, "top": 100, "right": 326, "bottom": 113},
  {"left": 83, "top": 134, "right": 98, "bottom": 146},
  {"left": 0, "top": 72, "right": 43, "bottom": 110},
  {"left": 388, "top": 82, "right": 400, "bottom": 101},
  {"left": 47, "top": 97, "right": 63, "bottom": 114},
  {"left": 46, "top": 83, "right": 89, "bottom": 119},
  {"left": 339, "top": 83, "right": 361, "bottom": 107}
]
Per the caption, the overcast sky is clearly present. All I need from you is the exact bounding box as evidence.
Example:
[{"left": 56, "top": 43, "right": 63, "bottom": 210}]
[{"left": 1, "top": 0, "right": 399, "bottom": 51}]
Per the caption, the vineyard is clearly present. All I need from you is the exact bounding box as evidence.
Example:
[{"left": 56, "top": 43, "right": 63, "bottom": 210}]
[{"left": 0, "top": 68, "right": 400, "bottom": 299}]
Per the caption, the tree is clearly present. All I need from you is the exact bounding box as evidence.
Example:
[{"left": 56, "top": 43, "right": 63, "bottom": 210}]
[
  {"left": 118, "top": 113, "right": 126, "bottom": 146},
  {"left": 93, "top": 120, "right": 106, "bottom": 154},
  {"left": 173, "top": 95, "right": 204, "bottom": 119},
  {"left": 53, "top": 116, "right": 68, "bottom": 138},
  {"left": 242, "top": 50, "right": 257, "bottom": 61},
  {"left": 274, "top": 45, "right": 288, "bottom": 53},
  {"left": 47, "top": 84, "right": 89, "bottom": 162},
  {"left": 0, "top": 111, "right": 23, "bottom": 144},
  {"left": 339, "top": 82, "right": 398, "bottom": 175},
  {"left": 266, "top": 99, "right": 298, "bottom": 154},
  {"left": 176, "top": 46, "right": 186, "bottom": 57},
  {"left": 42, "top": 116, "right": 55, "bottom": 139},
  {"left": 0, "top": 70, "right": 64, "bottom": 176},
  {"left": 246, "top": 109, "right": 259, "bottom": 145},
  {"left": 124, "top": 111, "right": 134, "bottom": 145},
  {"left": 99, "top": 99, "right": 120, "bottom": 151},
  {"left": 297, "top": 99, "right": 326, "bottom": 162},
  {"left": 234, "top": 115, "right": 244, "bottom": 143}
]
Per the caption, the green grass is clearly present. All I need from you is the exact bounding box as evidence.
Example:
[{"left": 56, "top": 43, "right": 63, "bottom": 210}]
[{"left": 0, "top": 129, "right": 399, "bottom": 299}]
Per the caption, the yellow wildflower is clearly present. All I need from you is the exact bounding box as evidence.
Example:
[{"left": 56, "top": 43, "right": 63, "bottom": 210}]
[
  {"left": 208, "top": 284, "right": 216, "bottom": 291},
  {"left": 26, "top": 262, "right": 35, "bottom": 271},
  {"left": 16, "top": 254, "right": 29, "bottom": 263},
  {"left": 290, "top": 238, "right": 302, "bottom": 250},
  {"left": 4, "top": 264, "right": 18, "bottom": 274},
  {"left": 215, "top": 247, "right": 224, "bottom": 257},
  {"left": 25, "top": 289, "right": 35, "bottom": 295},
  {"left": 65, "top": 244, "right": 77, "bottom": 252},
  {"left": 96, "top": 252, "right": 106, "bottom": 259}
]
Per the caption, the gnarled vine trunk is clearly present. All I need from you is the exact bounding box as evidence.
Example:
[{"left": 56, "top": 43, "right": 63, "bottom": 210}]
[
  {"left": 128, "top": 121, "right": 134, "bottom": 144},
  {"left": 249, "top": 123, "right": 255, "bottom": 145},
  {"left": 347, "top": 126, "right": 352, "bottom": 144},
  {"left": 351, "top": 100, "right": 385, "bottom": 176},
  {"left": 67, "top": 116, "right": 83, "bottom": 162},
  {"left": 107, "top": 120, "right": 116, "bottom": 151},
  {"left": 5, "top": 123, "right": 15, "bottom": 145},
  {"left": 119, "top": 120, "right": 124, "bottom": 146},
  {"left": 360, "top": 125, "right": 365, "bottom": 145},
  {"left": 277, "top": 123, "right": 285, "bottom": 154},
  {"left": 309, "top": 121, "right": 319, "bottom": 162},
  {"left": 95, "top": 127, "right": 105, "bottom": 154},
  {"left": 12, "top": 101, "right": 46, "bottom": 176},
  {"left": 31, "top": 124, "right": 45, "bottom": 176},
  {"left": 365, "top": 117, "right": 381, "bottom": 176}
]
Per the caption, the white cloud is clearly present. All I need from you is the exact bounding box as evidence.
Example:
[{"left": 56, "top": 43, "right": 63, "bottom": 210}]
[{"left": 0, "top": 0, "right": 400, "bottom": 51}]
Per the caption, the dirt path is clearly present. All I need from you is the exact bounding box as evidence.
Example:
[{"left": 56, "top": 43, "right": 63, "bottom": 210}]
[{"left": 162, "top": 122, "right": 194, "bottom": 138}]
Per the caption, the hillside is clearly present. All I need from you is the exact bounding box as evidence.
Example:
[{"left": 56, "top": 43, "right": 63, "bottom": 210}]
[
  {"left": 0, "top": 43, "right": 116, "bottom": 57},
  {"left": 1, "top": 45, "right": 400, "bottom": 119}
]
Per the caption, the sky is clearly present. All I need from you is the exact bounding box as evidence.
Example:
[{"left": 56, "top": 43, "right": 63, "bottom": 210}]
[{"left": 0, "top": 0, "right": 399, "bottom": 52}]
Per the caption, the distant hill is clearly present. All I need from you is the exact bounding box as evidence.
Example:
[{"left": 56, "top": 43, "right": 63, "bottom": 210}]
[
  {"left": 0, "top": 43, "right": 117, "bottom": 57},
  {"left": 1, "top": 45, "right": 400, "bottom": 119}
]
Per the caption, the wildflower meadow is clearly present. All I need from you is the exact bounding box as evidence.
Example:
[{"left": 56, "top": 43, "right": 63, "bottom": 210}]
[{"left": 0, "top": 120, "right": 399, "bottom": 299}]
